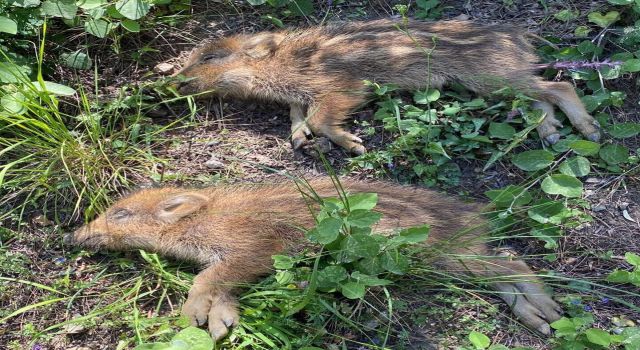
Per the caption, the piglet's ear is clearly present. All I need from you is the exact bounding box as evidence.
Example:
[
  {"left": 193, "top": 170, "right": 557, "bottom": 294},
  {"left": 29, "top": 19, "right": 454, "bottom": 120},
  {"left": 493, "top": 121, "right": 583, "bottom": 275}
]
[
  {"left": 243, "top": 33, "right": 285, "bottom": 59},
  {"left": 156, "top": 193, "right": 208, "bottom": 223}
]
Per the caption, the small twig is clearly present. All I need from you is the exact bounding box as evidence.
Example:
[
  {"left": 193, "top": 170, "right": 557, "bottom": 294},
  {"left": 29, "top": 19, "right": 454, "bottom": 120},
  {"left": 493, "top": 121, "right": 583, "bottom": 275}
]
[{"left": 534, "top": 59, "right": 623, "bottom": 70}]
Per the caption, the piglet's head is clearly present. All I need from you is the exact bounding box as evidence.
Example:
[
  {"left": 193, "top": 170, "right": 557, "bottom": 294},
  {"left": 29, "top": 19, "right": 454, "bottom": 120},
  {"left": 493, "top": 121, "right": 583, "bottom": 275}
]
[
  {"left": 64, "top": 188, "right": 209, "bottom": 251},
  {"left": 174, "top": 33, "right": 285, "bottom": 97}
]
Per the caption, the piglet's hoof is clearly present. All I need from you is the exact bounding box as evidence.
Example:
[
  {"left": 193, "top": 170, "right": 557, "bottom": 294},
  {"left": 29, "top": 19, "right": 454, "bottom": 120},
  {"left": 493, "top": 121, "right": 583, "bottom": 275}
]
[
  {"left": 350, "top": 144, "right": 366, "bottom": 155},
  {"left": 207, "top": 300, "right": 240, "bottom": 340},
  {"left": 182, "top": 292, "right": 240, "bottom": 340},
  {"left": 497, "top": 281, "right": 563, "bottom": 335},
  {"left": 182, "top": 292, "right": 212, "bottom": 327},
  {"left": 302, "top": 137, "right": 333, "bottom": 158},
  {"left": 543, "top": 133, "right": 561, "bottom": 146}
]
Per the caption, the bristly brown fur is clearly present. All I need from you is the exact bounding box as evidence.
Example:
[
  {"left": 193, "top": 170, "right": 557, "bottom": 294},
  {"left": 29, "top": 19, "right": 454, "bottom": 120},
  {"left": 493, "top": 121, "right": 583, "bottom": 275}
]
[
  {"left": 175, "top": 19, "right": 600, "bottom": 153},
  {"left": 67, "top": 178, "right": 562, "bottom": 340}
]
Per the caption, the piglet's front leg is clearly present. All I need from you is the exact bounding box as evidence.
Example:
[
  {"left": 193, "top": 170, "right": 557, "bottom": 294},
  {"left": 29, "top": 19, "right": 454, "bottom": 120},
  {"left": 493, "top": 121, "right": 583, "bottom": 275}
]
[
  {"left": 290, "top": 103, "right": 312, "bottom": 150},
  {"left": 306, "top": 92, "right": 368, "bottom": 155},
  {"left": 182, "top": 263, "right": 241, "bottom": 340}
]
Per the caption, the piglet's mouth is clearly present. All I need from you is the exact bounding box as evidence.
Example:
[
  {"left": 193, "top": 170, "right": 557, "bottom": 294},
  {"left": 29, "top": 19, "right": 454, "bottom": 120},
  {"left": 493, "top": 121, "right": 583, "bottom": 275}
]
[{"left": 62, "top": 232, "right": 76, "bottom": 245}]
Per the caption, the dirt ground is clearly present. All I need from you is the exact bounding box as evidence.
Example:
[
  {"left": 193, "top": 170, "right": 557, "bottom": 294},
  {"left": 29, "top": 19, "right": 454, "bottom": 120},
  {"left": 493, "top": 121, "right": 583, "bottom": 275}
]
[{"left": 1, "top": 1, "right": 639, "bottom": 349}]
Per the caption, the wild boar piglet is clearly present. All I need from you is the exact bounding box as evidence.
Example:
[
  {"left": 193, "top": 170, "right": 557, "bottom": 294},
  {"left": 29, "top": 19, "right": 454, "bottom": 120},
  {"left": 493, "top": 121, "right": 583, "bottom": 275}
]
[
  {"left": 66, "top": 178, "right": 562, "bottom": 340},
  {"left": 175, "top": 19, "right": 600, "bottom": 154}
]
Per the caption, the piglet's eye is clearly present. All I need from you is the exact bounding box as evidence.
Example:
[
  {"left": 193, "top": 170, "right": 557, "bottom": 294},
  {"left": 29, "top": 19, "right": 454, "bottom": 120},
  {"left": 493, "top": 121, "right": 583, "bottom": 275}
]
[
  {"left": 201, "top": 51, "right": 228, "bottom": 61},
  {"left": 110, "top": 208, "right": 132, "bottom": 220}
]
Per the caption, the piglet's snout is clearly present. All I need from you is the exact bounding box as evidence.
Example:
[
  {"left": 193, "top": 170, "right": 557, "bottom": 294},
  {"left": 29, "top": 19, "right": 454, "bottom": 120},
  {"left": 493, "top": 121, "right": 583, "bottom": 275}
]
[
  {"left": 62, "top": 231, "right": 76, "bottom": 245},
  {"left": 63, "top": 226, "right": 88, "bottom": 245}
]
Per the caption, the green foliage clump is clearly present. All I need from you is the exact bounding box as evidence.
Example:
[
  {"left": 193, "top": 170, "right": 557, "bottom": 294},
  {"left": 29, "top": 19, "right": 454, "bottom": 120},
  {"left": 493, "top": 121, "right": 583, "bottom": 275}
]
[
  {"left": 0, "top": 33, "right": 183, "bottom": 221},
  {"left": 245, "top": 0, "right": 317, "bottom": 27},
  {"left": 548, "top": 298, "right": 640, "bottom": 350},
  {"left": 462, "top": 299, "right": 640, "bottom": 350},
  {"left": 607, "top": 253, "right": 640, "bottom": 287},
  {"left": 134, "top": 326, "right": 214, "bottom": 350},
  {"left": 0, "top": 0, "right": 190, "bottom": 81}
]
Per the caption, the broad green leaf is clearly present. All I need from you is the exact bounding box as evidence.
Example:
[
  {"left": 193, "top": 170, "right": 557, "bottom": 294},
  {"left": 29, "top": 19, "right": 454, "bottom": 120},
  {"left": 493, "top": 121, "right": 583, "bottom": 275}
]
[
  {"left": 600, "top": 65, "right": 621, "bottom": 79},
  {"left": 134, "top": 343, "right": 176, "bottom": 350},
  {"left": 531, "top": 228, "right": 559, "bottom": 249},
  {"left": 84, "top": 18, "right": 112, "bottom": 37},
  {"left": 622, "top": 59, "right": 640, "bottom": 73},
  {"left": 346, "top": 193, "right": 378, "bottom": 211},
  {"left": 487, "top": 346, "right": 509, "bottom": 350},
  {"left": 272, "top": 255, "right": 294, "bottom": 269},
  {"left": 559, "top": 156, "right": 591, "bottom": 177},
  {"left": 577, "top": 40, "right": 596, "bottom": 54},
  {"left": 9, "top": 0, "right": 42, "bottom": 7},
  {"left": 424, "top": 142, "right": 451, "bottom": 159},
  {"left": 462, "top": 98, "right": 486, "bottom": 109},
  {"left": 350, "top": 271, "right": 392, "bottom": 286},
  {"left": 606, "top": 270, "right": 631, "bottom": 283},
  {"left": 625, "top": 252, "right": 640, "bottom": 267},
  {"left": 574, "top": 26, "right": 591, "bottom": 38},
  {"left": 416, "top": 0, "right": 439, "bottom": 11},
  {"left": 599, "top": 144, "right": 629, "bottom": 165},
  {"left": 551, "top": 138, "right": 575, "bottom": 153},
  {"left": 607, "top": 0, "right": 634, "bottom": 4},
  {"left": 77, "top": 0, "right": 105, "bottom": 9},
  {"left": 0, "top": 60, "right": 32, "bottom": 83},
  {"left": 86, "top": 6, "right": 105, "bottom": 18},
  {"left": 398, "top": 225, "right": 430, "bottom": 243},
  {"left": 620, "top": 327, "right": 640, "bottom": 350},
  {"left": 355, "top": 256, "right": 384, "bottom": 275},
  {"left": 32, "top": 81, "right": 76, "bottom": 95},
  {"left": 381, "top": 249, "right": 409, "bottom": 274},
  {"left": 488, "top": 122, "right": 516, "bottom": 139},
  {"left": 275, "top": 270, "right": 294, "bottom": 285},
  {"left": 528, "top": 200, "right": 566, "bottom": 224},
  {"left": 485, "top": 185, "right": 532, "bottom": 208},
  {"left": 1, "top": 92, "right": 26, "bottom": 115},
  {"left": 587, "top": 11, "right": 620, "bottom": 28},
  {"left": 413, "top": 88, "right": 440, "bottom": 104},
  {"left": 0, "top": 16, "right": 18, "bottom": 34},
  {"left": 306, "top": 217, "right": 342, "bottom": 244},
  {"left": 554, "top": 9, "right": 578, "bottom": 22},
  {"left": 61, "top": 51, "right": 92, "bottom": 69},
  {"left": 340, "top": 234, "right": 380, "bottom": 260},
  {"left": 41, "top": 0, "right": 78, "bottom": 19},
  {"left": 585, "top": 328, "right": 612, "bottom": 347},
  {"left": 541, "top": 174, "right": 583, "bottom": 198},
  {"left": 581, "top": 93, "right": 608, "bottom": 112},
  {"left": 569, "top": 140, "right": 601, "bottom": 156},
  {"left": 511, "top": 150, "right": 554, "bottom": 172},
  {"left": 121, "top": 19, "right": 140, "bottom": 32},
  {"left": 346, "top": 210, "right": 382, "bottom": 228},
  {"left": 607, "top": 122, "right": 640, "bottom": 138},
  {"left": 317, "top": 265, "right": 348, "bottom": 288},
  {"left": 288, "top": 0, "right": 314, "bottom": 16},
  {"left": 261, "top": 14, "right": 284, "bottom": 28},
  {"left": 469, "top": 331, "right": 491, "bottom": 349},
  {"left": 171, "top": 327, "right": 214, "bottom": 350},
  {"left": 551, "top": 317, "right": 577, "bottom": 331},
  {"left": 115, "top": 0, "right": 150, "bottom": 20},
  {"left": 340, "top": 281, "right": 365, "bottom": 299},
  {"left": 106, "top": 4, "right": 125, "bottom": 18}
]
